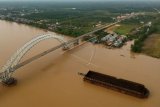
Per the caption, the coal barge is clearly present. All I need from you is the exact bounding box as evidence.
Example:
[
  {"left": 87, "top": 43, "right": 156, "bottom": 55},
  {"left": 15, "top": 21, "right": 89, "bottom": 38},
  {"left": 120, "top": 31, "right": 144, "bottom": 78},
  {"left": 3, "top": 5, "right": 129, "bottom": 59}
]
[{"left": 79, "top": 71, "right": 149, "bottom": 98}]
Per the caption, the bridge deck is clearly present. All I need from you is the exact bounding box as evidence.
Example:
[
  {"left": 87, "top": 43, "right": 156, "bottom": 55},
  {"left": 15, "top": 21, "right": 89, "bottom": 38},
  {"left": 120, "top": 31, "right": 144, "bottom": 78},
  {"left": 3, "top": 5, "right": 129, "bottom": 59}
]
[{"left": 13, "top": 21, "right": 120, "bottom": 71}]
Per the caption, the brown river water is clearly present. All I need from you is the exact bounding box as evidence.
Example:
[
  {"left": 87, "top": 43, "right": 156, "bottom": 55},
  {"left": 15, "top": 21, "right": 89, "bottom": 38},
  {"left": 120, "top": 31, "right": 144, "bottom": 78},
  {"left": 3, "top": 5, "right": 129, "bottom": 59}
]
[{"left": 0, "top": 20, "right": 160, "bottom": 107}]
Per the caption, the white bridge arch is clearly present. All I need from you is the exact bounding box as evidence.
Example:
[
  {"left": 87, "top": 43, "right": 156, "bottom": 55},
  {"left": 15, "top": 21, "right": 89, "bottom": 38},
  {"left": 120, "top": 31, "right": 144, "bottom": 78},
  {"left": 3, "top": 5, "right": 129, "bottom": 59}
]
[{"left": 0, "top": 34, "right": 68, "bottom": 82}]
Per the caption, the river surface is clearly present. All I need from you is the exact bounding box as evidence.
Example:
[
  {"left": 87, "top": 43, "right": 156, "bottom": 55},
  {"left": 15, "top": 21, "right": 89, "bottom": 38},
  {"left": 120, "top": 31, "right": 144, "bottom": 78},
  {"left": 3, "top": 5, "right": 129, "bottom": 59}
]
[{"left": 0, "top": 20, "right": 160, "bottom": 107}]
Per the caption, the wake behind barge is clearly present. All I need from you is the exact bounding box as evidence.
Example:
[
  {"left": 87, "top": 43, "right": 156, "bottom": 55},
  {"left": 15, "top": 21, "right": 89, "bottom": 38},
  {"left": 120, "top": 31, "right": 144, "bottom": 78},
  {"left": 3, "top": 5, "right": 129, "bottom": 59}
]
[{"left": 79, "top": 71, "right": 149, "bottom": 98}]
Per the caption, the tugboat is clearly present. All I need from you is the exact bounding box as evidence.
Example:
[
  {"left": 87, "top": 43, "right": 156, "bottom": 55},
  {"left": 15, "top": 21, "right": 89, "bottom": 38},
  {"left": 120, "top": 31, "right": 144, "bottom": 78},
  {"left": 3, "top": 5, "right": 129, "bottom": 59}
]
[{"left": 79, "top": 71, "right": 150, "bottom": 98}]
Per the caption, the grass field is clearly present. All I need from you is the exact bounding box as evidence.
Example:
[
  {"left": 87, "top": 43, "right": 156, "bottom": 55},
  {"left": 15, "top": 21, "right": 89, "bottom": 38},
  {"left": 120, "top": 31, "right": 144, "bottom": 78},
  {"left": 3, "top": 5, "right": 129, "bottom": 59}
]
[
  {"left": 142, "top": 34, "right": 160, "bottom": 58},
  {"left": 114, "top": 24, "right": 138, "bottom": 35}
]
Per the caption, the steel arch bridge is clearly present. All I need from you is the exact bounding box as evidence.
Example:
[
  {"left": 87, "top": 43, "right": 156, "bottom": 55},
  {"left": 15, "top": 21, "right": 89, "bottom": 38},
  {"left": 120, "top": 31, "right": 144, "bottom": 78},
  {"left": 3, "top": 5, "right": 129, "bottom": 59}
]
[{"left": 0, "top": 34, "right": 68, "bottom": 83}]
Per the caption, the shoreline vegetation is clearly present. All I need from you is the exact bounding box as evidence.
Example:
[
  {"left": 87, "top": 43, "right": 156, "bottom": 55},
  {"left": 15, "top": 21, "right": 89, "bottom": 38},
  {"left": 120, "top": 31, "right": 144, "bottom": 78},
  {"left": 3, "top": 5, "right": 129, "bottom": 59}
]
[{"left": 0, "top": 1, "right": 160, "bottom": 58}]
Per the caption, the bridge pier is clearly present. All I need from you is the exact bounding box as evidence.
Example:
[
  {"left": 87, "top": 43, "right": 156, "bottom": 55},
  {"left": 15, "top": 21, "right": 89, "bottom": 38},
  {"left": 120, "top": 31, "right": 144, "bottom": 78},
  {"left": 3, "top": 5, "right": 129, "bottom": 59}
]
[
  {"left": 2, "top": 77, "right": 17, "bottom": 86},
  {"left": 73, "top": 40, "right": 80, "bottom": 46}
]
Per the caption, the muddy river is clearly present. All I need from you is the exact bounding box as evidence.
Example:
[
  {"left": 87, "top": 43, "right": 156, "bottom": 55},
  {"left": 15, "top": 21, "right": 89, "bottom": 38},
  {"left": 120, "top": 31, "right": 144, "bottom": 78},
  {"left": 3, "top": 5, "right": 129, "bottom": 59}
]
[{"left": 0, "top": 20, "right": 160, "bottom": 107}]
